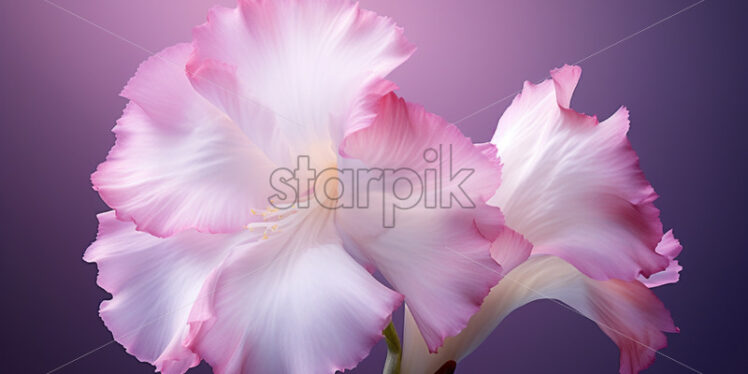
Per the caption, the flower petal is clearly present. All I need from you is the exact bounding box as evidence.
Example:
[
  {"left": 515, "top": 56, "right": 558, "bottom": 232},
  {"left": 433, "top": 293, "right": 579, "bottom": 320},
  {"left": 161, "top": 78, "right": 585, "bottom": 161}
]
[
  {"left": 338, "top": 93, "right": 504, "bottom": 352},
  {"left": 84, "top": 211, "right": 256, "bottom": 373},
  {"left": 188, "top": 0, "right": 415, "bottom": 166},
  {"left": 186, "top": 215, "right": 403, "bottom": 374},
  {"left": 92, "top": 43, "right": 277, "bottom": 237},
  {"left": 341, "top": 93, "right": 502, "bottom": 202},
  {"left": 402, "top": 255, "right": 678, "bottom": 374},
  {"left": 400, "top": 226, "right": 534, "bottom": 374},
  {"left": 489, "top": 65, "right": 668, "bottom": 281},
  {"left": 490, "top": 227, "right": 533, "bottom": 276},
  {"left": 638, "top": 230, "right": 683, "bottom": 288}
]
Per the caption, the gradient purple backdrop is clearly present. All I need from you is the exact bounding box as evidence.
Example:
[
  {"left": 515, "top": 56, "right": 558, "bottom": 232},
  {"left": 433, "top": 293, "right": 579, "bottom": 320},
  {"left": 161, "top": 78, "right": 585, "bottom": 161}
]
[{"left": 1, "top": 0, "right": 746, "bottom": 373}]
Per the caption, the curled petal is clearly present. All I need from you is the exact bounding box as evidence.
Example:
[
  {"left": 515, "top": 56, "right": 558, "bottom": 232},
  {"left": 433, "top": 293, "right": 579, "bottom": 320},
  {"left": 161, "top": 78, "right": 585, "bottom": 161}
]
[
  {"left": 84, "top": 211, "right": 256, "bottom": 373},
  {"left": 639, "top": 230, "right": 683, "bottom": 288},
  {"left": 490, "top": 227, "right": 533, "bottom": 276},
  {"left": 338, "top": 93, "right": 504, "bottom": 352},
  {"left": 92, "top": 44, "right": 277, "bottom": 237},
  {"left": 402, "top": 255, "right": 678, "bottom": 374},
  {"left": 489, "top": 65, "right": 668, "bottom": 281},
  {"left": 188, "top": 0, "right": 415, "bottom": 167}
]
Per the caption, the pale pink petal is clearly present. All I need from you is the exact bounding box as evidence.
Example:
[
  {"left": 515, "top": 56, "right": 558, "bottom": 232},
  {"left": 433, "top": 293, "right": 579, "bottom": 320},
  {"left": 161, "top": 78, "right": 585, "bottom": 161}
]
[
  {"left": 188, "top": 0, "right": 415, "bottom": 167},
  {"left": 489, "top": 65, "right": 668, "bottom": 281},
  {"left": 341, "top": 93, "right": 502, "bottom": 203},
  {"left": 472, "top": 142, "right": 506, "bottom": 241},
  {"left": 185, "top": 217, "right": 403, "bottom": 374},
  {"left": 84, "top": 211, "right": 257, "bottom": 373},
  {"left": 92, "top": 44, "right": 277, "bottom": 237},
  {"left": 339, "top": 202, "right": 502, "bottom": 354},
  {"left": 401, "top": 225, "right": 535, "bottom": 374},
  {"left": 490, "top": 227, "right": 533, "bottom": 275},
  {"left": 338, "top": 93, "right": 504, "bottom": 352},
  {"left": 639, "top": 230, "right": 683, "bottom": 288},
  {"left": 403, "top": 255, "right": 678, "bottom": 374}
]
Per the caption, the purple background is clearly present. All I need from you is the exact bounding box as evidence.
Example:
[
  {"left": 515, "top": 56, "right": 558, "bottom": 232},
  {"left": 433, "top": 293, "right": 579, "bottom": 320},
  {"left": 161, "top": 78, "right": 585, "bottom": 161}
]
[{"left": 1, "top": 0, "right": 746, "bottom": 373}]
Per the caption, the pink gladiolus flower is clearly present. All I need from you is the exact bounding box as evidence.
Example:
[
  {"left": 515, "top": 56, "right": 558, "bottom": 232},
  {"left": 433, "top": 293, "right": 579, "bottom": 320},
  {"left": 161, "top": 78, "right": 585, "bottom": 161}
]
[
  {"left": 86, "top": 0, "right": 506, "bottom": 373},
  {"left": 401, "top": 66, "right": 682, "bottom": 374}
]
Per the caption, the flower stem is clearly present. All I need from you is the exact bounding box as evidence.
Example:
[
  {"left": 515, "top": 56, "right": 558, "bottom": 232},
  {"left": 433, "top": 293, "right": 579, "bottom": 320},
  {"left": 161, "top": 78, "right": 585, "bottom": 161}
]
[{"left": 382, "top": 321, "right": 402, "bottom": 374}]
